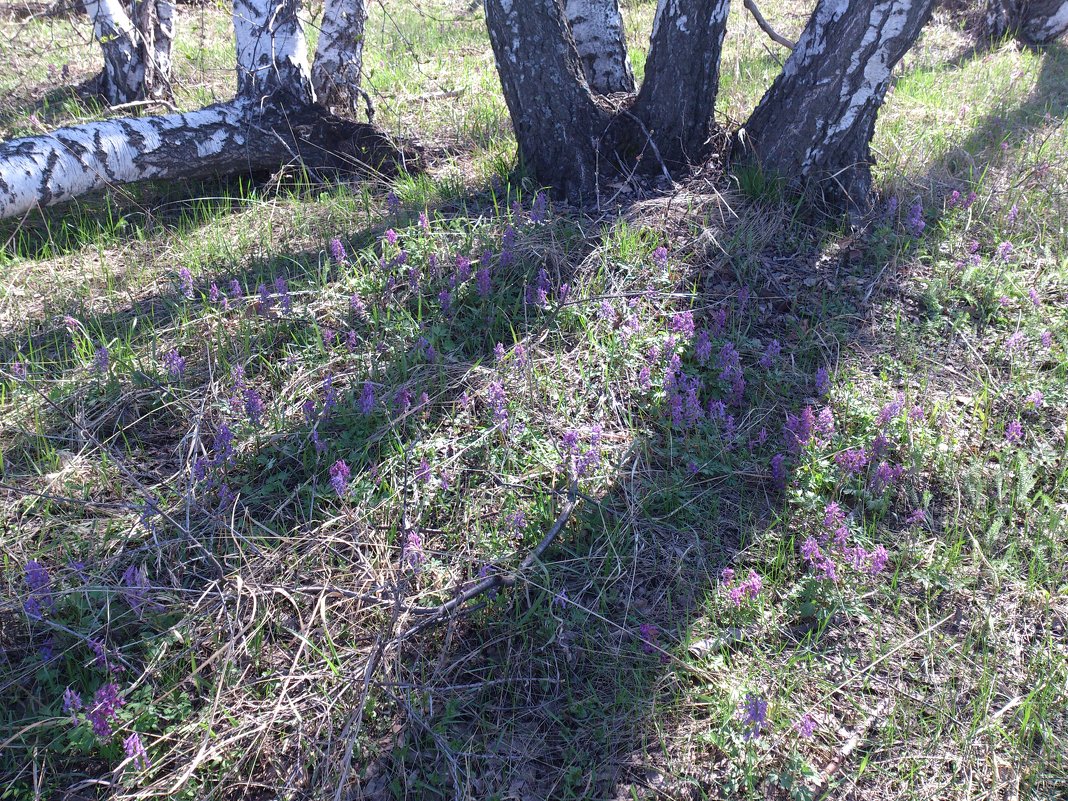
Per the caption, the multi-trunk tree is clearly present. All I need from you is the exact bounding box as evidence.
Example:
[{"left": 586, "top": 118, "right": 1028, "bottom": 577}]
[{"left": 484, "top": 0, "right": 938, "bottom": 211}]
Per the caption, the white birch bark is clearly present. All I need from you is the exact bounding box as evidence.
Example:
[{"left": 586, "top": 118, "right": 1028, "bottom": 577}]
[
  {"left": 562, "top": 0, "right": 634, "bottom": 94},
  {"left": 232, "top": 0, "right": 314, "bottom": 101},
  {"left": 312, "top": 0, "right": 368, "bottom": 113},
  {"left": 84, "top": 0, "right": 145, "bottom": 104}
]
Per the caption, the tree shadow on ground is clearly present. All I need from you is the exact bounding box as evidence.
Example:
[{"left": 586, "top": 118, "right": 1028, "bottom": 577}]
[{"left": 0, "top": 177, "right": 922, "bottom": 800}]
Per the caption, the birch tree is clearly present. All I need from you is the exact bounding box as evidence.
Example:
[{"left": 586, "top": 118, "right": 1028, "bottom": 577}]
[{"left": 0, "top": 0, "right": 399, "bottom": 220}]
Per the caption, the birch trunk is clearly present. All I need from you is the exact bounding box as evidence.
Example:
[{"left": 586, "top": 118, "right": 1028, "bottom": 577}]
[
  {"left": 84, "top": 0, "right": 145, "bottom": 104},
  {"left": 985, "top": 0, "right": 1068, "bottom": 44},
  {"left": 483, "top": 0, "right": 608, "bottom": 202},
  {"left": 734, "top": 0, "right": 935, "bottom": 209},
  {"left": 129, "top": 0, "right": 175, "bottom": 100},
  {"left": 630, "top": 0, "right": 732, "bottom": 168},
  {"left": 312, "top": 0, "right": 368, "bottom": 113},
  {"left": 562, "top": 0, "right": 634, "bottom": 94}
]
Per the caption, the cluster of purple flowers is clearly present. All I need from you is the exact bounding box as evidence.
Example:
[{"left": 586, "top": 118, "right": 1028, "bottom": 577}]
[
  {"left": 487, "top": 381, "right": 509, "bottom": 430},
  {"left": 178, "top": 267, "right": 195, "bottom": 298},
  {"left": 716, "top": 343, "right": 745, "bottom": 406},
  {"left": 121, "top": 565, "right": 151, "bottom": 616},
  {"left": 404, "top": 527, "right": 425, "bottom": 570},
  {"left": 91, "top": 346, "right": 110, "bottom": 375},
  {"left": 23, "top": 560, "right": 54, "bottom": 619},
  {"left": 560, "top": 425, "right": 604, "bottom": 478},
  {"left": 721, "top": 568, "right": 762, "bottom": 607},
  {"left": 329, "top": 459, "right": 351, "bottom": 496},
  {"left": 664, "top": 355, "right": 703, "bottom": 429},
  {"left": 802, "top": 501, "right": 892, "bottom": 581},
  {"left": 638, "top": 622, "right": 669, "bottom": 663},
  {"left": 784, "top": 406, "right": 815, "bottom": 453},
  {"left": 65, "top": 682, "right": 125, "bottom": 739},
  {"left": 329, "top": 237, "right": 348, "bottom": 264},
  {"left": 739, "top": 693, "right": 768, "bottom": 740},
  {"left": 162, "top": 348, "right": 186, "bottom": 379}
]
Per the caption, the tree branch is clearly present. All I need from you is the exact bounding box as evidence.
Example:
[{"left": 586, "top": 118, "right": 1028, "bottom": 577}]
[{"left": 743, "top": 0, "right": 794, "bottom": 49}]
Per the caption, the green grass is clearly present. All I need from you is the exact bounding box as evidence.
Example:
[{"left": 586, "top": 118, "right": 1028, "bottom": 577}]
[{"left": 1, "top": 2, "right": 1067, "bottom": 800}]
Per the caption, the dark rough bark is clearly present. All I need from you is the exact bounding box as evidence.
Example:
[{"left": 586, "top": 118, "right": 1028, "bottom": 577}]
[
  {"left": 630, "top": 0, "right": 732, "bottom": 169},
  {"left": 483, "top": 0, "right": 608, "bottom": 202},
  {"left": 984, "top": 0, "right": 1068, "bottom": 44},
  {"left": 562, "top": 0, "right": 635, "bottom": 94},
  {"left": 734, "top": 0, "right": 935, "bottom": 210}
]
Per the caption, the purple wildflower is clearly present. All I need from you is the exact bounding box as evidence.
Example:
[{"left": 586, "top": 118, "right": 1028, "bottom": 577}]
[
  {"left": 385, "top": 228, "right": 398, "bottom": 246},
  {"left": 329, "top": 460, "right": 351, "bottom": 495},
  {"left": 869, "top": 461, "right": 904, "bottom": 495},
  {"left": 815, "top": 366, "right": 831, "bottom": 396},
  {"left": 455, "top": 255, "right": 472, "bottom": 284},
  {"left": 1041, "top": 330, "right": 1052, "bottom": 349},
  {"left": 386, "top": 190, "right": 400, "bottom": 215},
  {"left": 274, "top": 277, "right": 291, "bottom": 314},
  {"left": 404, "top": 528, "right": 425, "bottom": 570},
  {"left": 506, "top": 509, "right": 527, "bottom": 533},
  {"left": 163, "top": 349, "right": 186, "bottom": 379},
  {"left": 739, "top": 693, "right": 768, "bottom": 740},
  {"left": 758, "top": 339, "right": 781, "bottom": 370},
  {"left": 784, "top": 407, "right": 815, "bottom": 453},
  {"left": 121, "top": 565, "right": 150, "bottom": 616},
  {"left": 1005, "top": 331, "right": 1027, "bottom": 355},
  {"left": 63, "top": 687, "right": 84, "bottom": 724},
  {"left": 796, "top": 714, "right": 817, "bottom": 739},
  {"left": 835, "top": 446, "right": 869, "bottom": 475},
  {"left": 530, "top": 191, "right": 548, "bottom": 223},
  {"left": 476, "top": 267, "right": 492, "bottom": 297},
  {"left": 123, "top": 732, "right": 150, "bottom": 770},
  {"left": 87, "top": 683, "right": 124, "bottom": 739},
  {"left": 694, "top": 329, "right": 712, "bottom": 365},
  {"left": 906, "top": 200, "right": 925, "bottom": 236},
  {"left": 946, "top": 190, "right": 961, "bottom": 209},
  {"left": 438, "top": 289, "right": 452, "bottom": 313},
  {"left": 329, "top": 237, "right": 348, "bottom": 264},
  {"left": 1025, "top": 389, "right": 1044, "bottom": 409},
  {"left": 906, "top": 508, "right": 927, "bottom": 526},
  {"left": 670, "top": 311, "right": 695, "bottom": 340},
  {"left": 815, "top": 407, "right": 835, "bottom": 442},
  {"left": 395, "top": 387, "right": 413, "bottom": 417},
  {"left": 178, "top": 267, "right": 194, "bottom": 298},
  {"left": 244, "top": 388, "right": 265, "bottom": 425},
  {"left": 24, "top": 560, "right": 53, "bottom": 618},
  {"left": 877, "top": 394, "right": 905, "bottom": 427},
  {"left": 639, "top": 622, "right": 660, "bottom": 656},
  {"left": 487, "top": 381, "right": 508, "bottom": 428},
  {"left": 1005, "top": 419, "right": 1024, "bottom": 444},
  {"left": 997, "top": 241, "right": 1014, "bottom": 261},
  {"left": 868, "top": 545, "right": 889, "bottom": 575},
  {"left": 652, "top": 246, "right": 668, "bottom": 269},
  {"left": 91, "top": 346, "right": 110, "bottom": 375},
  {"left": 419, "top": 210, "right": 429, "bottom": 231},
  {"left": 349, "top": 293, "right": 367, "bottom": 318}
]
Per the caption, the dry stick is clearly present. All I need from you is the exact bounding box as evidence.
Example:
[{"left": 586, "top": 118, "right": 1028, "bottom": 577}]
[
  {"left": 815, "top": 696, "right": 893, "bottom": 798},
  {"left": 743, "top": 0, "right": 795, "bottom": 49},
  {"left": 401, "top": 482, "right": 579, "bottom": 629}
]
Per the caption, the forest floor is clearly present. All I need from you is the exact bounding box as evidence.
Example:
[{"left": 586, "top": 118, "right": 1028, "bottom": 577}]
[{"left": 1, "top": 1, "right": 1066, "bottom": 799}]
